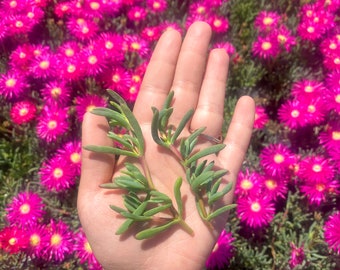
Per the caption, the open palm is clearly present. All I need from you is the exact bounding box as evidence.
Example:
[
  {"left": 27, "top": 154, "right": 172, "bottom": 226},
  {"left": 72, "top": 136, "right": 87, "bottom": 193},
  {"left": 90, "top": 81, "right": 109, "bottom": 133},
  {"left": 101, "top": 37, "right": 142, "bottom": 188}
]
[{"left": 78, "top": 22, "right": 255, "bottom": 270}]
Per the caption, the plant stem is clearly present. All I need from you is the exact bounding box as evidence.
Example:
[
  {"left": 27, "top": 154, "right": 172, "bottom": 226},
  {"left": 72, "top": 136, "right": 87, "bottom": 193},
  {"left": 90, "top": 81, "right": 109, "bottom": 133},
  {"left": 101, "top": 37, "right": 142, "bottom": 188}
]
[{"left": 141, "top": 156, "right": 155, "bottom": 190}]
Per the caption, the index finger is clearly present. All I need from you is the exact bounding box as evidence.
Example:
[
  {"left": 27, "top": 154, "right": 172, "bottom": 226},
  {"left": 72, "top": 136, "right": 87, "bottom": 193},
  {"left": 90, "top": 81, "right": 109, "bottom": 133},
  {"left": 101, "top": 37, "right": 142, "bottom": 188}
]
[{"left": 133, "top": 29, "right": 182, "bottom": 124}]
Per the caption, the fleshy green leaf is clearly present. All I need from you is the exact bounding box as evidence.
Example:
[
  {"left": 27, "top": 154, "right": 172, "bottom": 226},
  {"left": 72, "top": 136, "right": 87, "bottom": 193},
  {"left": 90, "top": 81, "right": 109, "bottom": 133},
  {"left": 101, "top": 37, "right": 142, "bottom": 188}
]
[
  {"left": 207, "top": 204, "right": 236, "bottom": 221},
  {"left": 171, "top": 109, "right": 194, "bottom": 144},
  {"left": 174, "top": 177, "right": 183, "bottom": 216},
  {"left": 91, "top": 107, "right": 129, "bottom": 129},
  {"left": 83, "top": 145, "right": 139, "bottom": 157},
  {"left": 208, "top": 182, "right": 233, "bottom": 205},
  {"left": 143, "top": 203, "right": 172, "bottom": 216},
  {"left": 135, "top": 220, "right": 177, "bottom": 240},
  {"left": 185, "top": 144, "right": 226, "bottom": 166},
  {"left": 107, "top": 89, "right": 128, "bottom": 106}
]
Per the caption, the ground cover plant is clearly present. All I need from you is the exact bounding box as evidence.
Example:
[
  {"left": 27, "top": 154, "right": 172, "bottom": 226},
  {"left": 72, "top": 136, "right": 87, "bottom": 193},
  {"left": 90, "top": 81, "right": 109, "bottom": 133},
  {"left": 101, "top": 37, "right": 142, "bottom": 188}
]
[{"left": 1, "top": 0, "right": 340, "bottom": 269}]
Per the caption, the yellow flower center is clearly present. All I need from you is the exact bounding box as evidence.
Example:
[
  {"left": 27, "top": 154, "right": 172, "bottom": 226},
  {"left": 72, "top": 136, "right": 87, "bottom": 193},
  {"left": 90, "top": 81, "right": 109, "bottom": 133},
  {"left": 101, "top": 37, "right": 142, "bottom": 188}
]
[
  {"left": 84, "top": 241, "right": 92, "bottom": 253},
  {"left": 88, "top": 55, "right": 98, "bottom": 65},
  {"left": 51, "top": 87, "right": 61, "bottom": 97},
  {"left": 307, "top": 105, "right": 316, "bottom": 113},
  {"left": 105, "top": 41, "right": 114, "bottom": 50},
  {"left": 77, "top": 18, "right": 85, "bottom": 25},
  {"left": 196, "top": 6, "right": 206, "bottom": 14},
  {"left": 304, "top": 85, "right": 313, "bottom": 93},
  {"left": 27, "top": 12, "right": 34, "bottom": 19},
  {"left": 131, "top": 42, "right": 141, "bottom": 51},
  {"left": 335, "top": 94, "right": 340, "bottom": 103},
  {"left": 65, "top": 48, "right": 75, "bottom": 57},
  {"left": 307, "top": 26, "right": 315, "bottom": 33},
  {"left": 67, "top": 64, "right": 76, "bottom": 73},
  {"left": 332, "top": 131, "right": 340, "bottom": 140},
  {"left": 9, "top": 237, "right": 17, "bottom": 246},
  {"left": 312, "top": 164, "right": 322, "bottom": 173},
  {"left": 153, "top": 2, "right": 161, "bottom": 9},
  {"left": 70, "top": 152, "right": 81, "bottom": 163},
  {"left": 132, "top": 74, "right": 141, "bottom": 83},
  {"left": 15, "top": 21, "right": 23, "bottom": 28},
  {"left": 81, "top": 26, "right": 89, "bottom": 34},
  {"left": 112, "top": 74, "right": 120, "bottom": 83},
  {"left": 39, "top": 60, "right": 50, "bottom": 70},
  {"left": 261, "top": 41, "right": 272, "bottom": 51},
  {"left": 47, "top": 120, "right": 57, "bottom": 130},
  {"left": 278, "top": 34, "right": 287, "bottom": 43},
  {"left": 213, "top": 19, "right": 222, "bottom": 28},
  {"left": 240, "top": 179, "right": 253, "bottom": 190},
  {"left": 19, "top": 203, "right": 31, "bottom": 214},
  {"left": 291, "top": 109, "right": 300, "bottom": 118},
  {"left": 334, "top": 58, "right": 340, "bottom": 65},
  {"left": 90, "top": 1, "right": 100, "bottom": 10},
  {"left": 19, "top": 52, "right": 26, "bottom": 59},
  {"left": 251, "top": 202, "right": 261, "bottom": 212},
  {"left": 265, "top": 179, "right": 277, "bottom": 190},
  {"left": 263, "top": 17, "right": 273, "bottom": 26},
  {"left": 53, "top": 168, "right": 63, "bottom": 178},
  {"left": 330, "top": 43, "right": 337, "bottom": 50},
  {"left": 10, "top": 1, "right": 17, "bottom": 8},
  {"left": 274, "top": 153, "right": 284, "bottom": 164},
  {"left": 315, "top": 183, "right": 325, "bottom": 192},
  {"left": 30, "top": 234, "right": 40, "bottom": 247},
  {"left": 6, "top": 78, "right": 16, "bottom": 87},
  {"left": 129, "top": 85, "right": 137, "bottom": 94},
  {"left": 19, "top": 108, "right": 29, "bottom": 116},
  {"left": 51, "top": 234, "right": 62, "bottom": 246},
  {"left": 86, "top": 105, "right": 95, "bottom": 112}
]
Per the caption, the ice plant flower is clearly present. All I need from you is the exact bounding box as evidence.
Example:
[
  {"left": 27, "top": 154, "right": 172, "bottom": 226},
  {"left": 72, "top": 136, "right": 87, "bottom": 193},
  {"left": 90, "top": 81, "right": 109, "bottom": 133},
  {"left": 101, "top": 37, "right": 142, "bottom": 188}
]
[
  {"left": 237, "top": 195, "right": 275, "bottom": 228},
  {"left": 75, "top": 94, "right": 107, "bottom": 122},
  {"left": 254, "top": 105, "right": 269, "bottom": 129},
  {"left": 0, "top": 70, "right": 29, "bottom": 100},
  {"left": 41, "top": 80, "right": 72, "bottom": 106},
  {"left": 25, "top": 224, "right": 49, "bottom": 259},
  {"left": 252, "top": 35, "right": 280, "bottom": 59},
  {"left": 324, "top": 212, "right": 340, "bottom": 254},
  {"left": 74, "top": 229, "right": 102, "bottom": 269},
  {"left": 147, "top": 0, "right": 168, "bottom": 13},
  {"left": 5, "top": 192, "right": 45, "bottom": 226},
  {"left": 45, "top": 219, "right": 74, "bottom": 262},
  {"left": 278, "top": 99, "right": 307, "bottom": 129},
  {"left": 260, "top": 143, "right": 295, "bottom": 177},
  {"left": 36, "top": 106, "right": 69, "bottom": 142},
  {"left": 290, "top": 79, "right": 326, "bottom": 99},
  {"left": 39, "top": 156, "right": 77, "bottom": 192},
  {"left": 205, "top": 230, "right": 234, "bottom": 270},
  {"left": 56, "top": 141, "right": 82, "bottom": 175},
  {"left": 297, "top": 155, "right": 335, "bottom": 183},
  {"left": 289, "top": 242, "right": 305, "bottom": 269},
  {"left": 261, "top": 174, "right": 288, "bottom": 201},
  {"left": 0, "top": 226, "right": 28, "bottom": 254},
  {"left": 235, "top": 169, "right": 262, "bottom": 197},
  {"left": 10, "top": 100, "right": 37, "bottom": 125},
  {"left": 254, "top": 10, "right": 281, "bottom": 31}
]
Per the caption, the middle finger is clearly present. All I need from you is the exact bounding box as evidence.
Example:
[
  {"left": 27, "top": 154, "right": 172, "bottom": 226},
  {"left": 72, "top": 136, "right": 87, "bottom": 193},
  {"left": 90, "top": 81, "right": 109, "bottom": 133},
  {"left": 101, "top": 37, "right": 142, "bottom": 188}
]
[{"left": 170, "top": 22, "right": 212, "bottom": 124}]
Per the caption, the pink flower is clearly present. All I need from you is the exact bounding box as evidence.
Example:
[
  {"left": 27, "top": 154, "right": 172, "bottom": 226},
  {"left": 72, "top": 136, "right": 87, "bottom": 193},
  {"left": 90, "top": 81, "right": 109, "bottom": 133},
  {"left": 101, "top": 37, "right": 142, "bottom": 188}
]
[
  {"left": 273, "top": 26, "right": 296, "bottom": 52},
  {"left": 96, "top": 32, "right": 125, "bottom": 62},
  {"left": 82, "top": 45, "right": 107, "bottom": 77},
  {"left": 212, "top": 42, "right": 236, "bottom": 56},
  {"left": 10, "top": 100, "right": 37, "bottom": 125},
  {"left": 103, "top": 66, "right": 132, "bottom": 93},
  {"left": 0, "top": 226, "right": 28, "bottom": 254},
  {"left": 237, "top": 195, "right": 275, "bottom": 228},
  {"left": 36, "top": 106, "right": 69, "bottom": 142},
  {"left": 41, "top": 80, "right": 71, "bottom": 106},
  {"left": 289, "top": 242, "right": 305, "bottom": 269},
  {"left": 300, "top": 97, "right": 327, "bottom": 126},
  {"left": 44, "top": 219, "right": 74, "bottom": 262},
  {"left": 254, "top": 105, "right": 269, "bottom": 129},
  {"left": 147, "top": 0, "right": 167, "bottom": 13},
  {"left": 124, "top": 34, "right": 150, "bottom": 57},
  {"left": 127, "top": 6, "right": 147, "bottom": 22},
  {"left": 254, "top": 11, "right": 281, "bottom": 32},
  {"left": 56, "top": 141, "right": 82, "bottom": 176},
  {"left": 25, "top": 224, "right": 49, "bottom": 259},
  {"left": 235, "top": 169, "right": 262, "bottom": 198},
  {"left": 261, "top": 174, "right": 288, "bottom": 201},
  {"left": 278, "top": 99, "right": 307, "bottom": 129},
  {"left": 290, "top": 79, "right": 326, "bottom": 99},
  {"left": 8, "top": 44, "right": 35, "bottom": 71},
  {"left": 39, "top": 155, "right": 77, "bottom": 192},
  {"left": 75, "top": 94, "right": 107, "bottom": 122},
  {"left": 5, "top": 192, "right": 45, "bottom": 226},
  {"left": 29, "top": 52, "right": 57, "bottom": 79},
  {"left": 252, "top": 35, "right": 280, "bottom": 59},
  {"left": 260, "top": 143, "right": 295, "bottom": 177},
  {"left": 205, "top": 230, "right": 234, "bottom": 269},
  {"left": 326, "top": 70, "right": 340, "bottom": 90},
  {"left": 74, "top": 229, "right": 103, "bottom": 269},
  {"left": 141, "top": 26, "right": 162, "bottom": 41},
  {"left": 299, "top": 178, "right": 339, "bottom": 206},
  {"left": 319, "top": 120, "right": 340, "bottom": 152},
  {"left": 0, "top": 70, "right": 29, "bottom": 100},
  {"left": 324, "top": 212, "right": 340, "bottom": 254},
  {"left": 297, "top": 155, "right": 335, "bottom": 182},
  {"left": 208, "top": 15, "right": 229, "bottom": 33},
  {"left": 66, "top": 17, "right": 99, "bottom": 40}
]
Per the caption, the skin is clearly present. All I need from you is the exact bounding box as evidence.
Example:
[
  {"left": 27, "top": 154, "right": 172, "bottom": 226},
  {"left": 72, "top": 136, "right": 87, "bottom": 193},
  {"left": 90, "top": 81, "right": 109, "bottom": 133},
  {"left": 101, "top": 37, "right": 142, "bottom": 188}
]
[{"left": 78, "top": 21, "right": 255, "bottom": 270}]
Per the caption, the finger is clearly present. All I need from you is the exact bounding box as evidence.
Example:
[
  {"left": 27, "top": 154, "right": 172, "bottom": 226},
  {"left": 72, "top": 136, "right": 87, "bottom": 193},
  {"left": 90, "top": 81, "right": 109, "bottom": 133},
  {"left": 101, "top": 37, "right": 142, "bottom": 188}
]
[
  {"left": 79, "top": 112, "right": 115, "bottom": 196},
  {"left": 218, "top": 96, "right": 255, "bottom": 200},
  {"left": 190, "top": 49, "right": 229, "bottom": 137},
  {"left": 171, "top": 21, "right": 212, "bottom": 123},
  {"left": 133, "top": 29, "right": 182, "bottom": 124}
]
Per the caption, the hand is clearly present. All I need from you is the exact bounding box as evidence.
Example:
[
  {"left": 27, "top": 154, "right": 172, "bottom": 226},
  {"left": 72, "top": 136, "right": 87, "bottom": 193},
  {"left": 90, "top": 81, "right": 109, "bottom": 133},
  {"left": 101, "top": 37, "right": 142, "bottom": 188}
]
[{"left": 78, "top": 21, "right": 255, "bottom": 270}]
